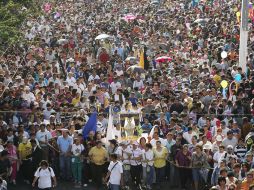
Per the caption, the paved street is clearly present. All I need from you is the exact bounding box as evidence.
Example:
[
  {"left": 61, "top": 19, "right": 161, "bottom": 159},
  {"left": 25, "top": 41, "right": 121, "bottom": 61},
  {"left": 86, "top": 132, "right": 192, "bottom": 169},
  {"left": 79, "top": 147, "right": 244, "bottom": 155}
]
[{"left": 8, "top": 181, "right": 179, "bottom": 190}]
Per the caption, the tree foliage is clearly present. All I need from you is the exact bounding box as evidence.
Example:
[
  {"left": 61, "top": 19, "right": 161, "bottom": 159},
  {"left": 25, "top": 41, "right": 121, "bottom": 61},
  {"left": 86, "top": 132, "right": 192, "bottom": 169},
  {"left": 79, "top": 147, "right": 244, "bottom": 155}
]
[{"left": 0, "top": 0, "right": 40, "bottom": 52}]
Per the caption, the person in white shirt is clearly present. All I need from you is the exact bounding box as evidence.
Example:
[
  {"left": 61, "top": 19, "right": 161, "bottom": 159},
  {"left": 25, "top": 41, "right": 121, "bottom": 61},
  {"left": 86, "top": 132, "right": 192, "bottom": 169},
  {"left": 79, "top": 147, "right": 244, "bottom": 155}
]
[
  {"left": 88, "top": 72, "right": 100, "bottom": 82},
  {"left": 104, "top": 154, "right": 123, "bottom": 190},
  {"left": 73, "top": 78, "right": 85, "bottom": 95},
  {"left": 0, "top": 177, "right": 7, "bottom": 190},
  {"left": 71, "top": 138, "right": 84, "bottom": 188},
  {"left": 130, "top": 141, "right": 142, "bottom": 188},
  {"left": 36, "top": 124, "right": 52, "bottom": 160},
  {"left": 32, "top": 160, "right": 57, "bottom": 189},
  {"left": 66, "top": 72, "right": 76, "bottom": 87},
  {"left": 142, "top": 143, "right": 154, "bottom": 190},
  {"left": 133, "top": 77, "right": 144, "bottom": 90},
  {"left": 213, "top": 145, "right": 226, "bottom": 168},
  {"left": 150, "top": 132, "right": 167, "bottom": 147},
  {"left": 22, "top": 86, "right": 36, "bottom": 106},
  {"left": 183, "top": 127, "right": 197, "bottom": 144},
  {"left": 110, "top": 80, "right": 121, "bottom": 94},
  {"left": 116, "top": 141, "right": 132, "bottom": 189}
]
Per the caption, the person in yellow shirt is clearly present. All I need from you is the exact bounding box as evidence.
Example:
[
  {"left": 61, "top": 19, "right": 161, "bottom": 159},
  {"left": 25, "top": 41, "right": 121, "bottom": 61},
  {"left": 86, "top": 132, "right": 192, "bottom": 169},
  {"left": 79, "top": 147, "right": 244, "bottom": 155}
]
[
  {"left": 153, "top": 140, "right": 168, "bottom": 186},
  {"left": 213, "top": 70, "right": 221, "bottom": 88},
  {"left": 241, "top": 172, "right": 254, "bottom": 190},
  {"left": 18, "top": 137, "right": 32, "bottom": 184},
  {"left": 88, "top": 140, "right": 108, "bottom": 190},
  {"left": 71, "top": 93, "right": 81, "bottom": 106}
]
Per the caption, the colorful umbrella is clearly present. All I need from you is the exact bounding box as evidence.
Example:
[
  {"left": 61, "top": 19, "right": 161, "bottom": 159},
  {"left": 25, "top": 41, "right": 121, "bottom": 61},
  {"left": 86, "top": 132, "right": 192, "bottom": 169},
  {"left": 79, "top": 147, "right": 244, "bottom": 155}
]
[
  {"left": 155, "top": 56, "right": 172, "bottom": 63},
  {"left": 123, "top": 14, "right": 137, "bottom": 22}
]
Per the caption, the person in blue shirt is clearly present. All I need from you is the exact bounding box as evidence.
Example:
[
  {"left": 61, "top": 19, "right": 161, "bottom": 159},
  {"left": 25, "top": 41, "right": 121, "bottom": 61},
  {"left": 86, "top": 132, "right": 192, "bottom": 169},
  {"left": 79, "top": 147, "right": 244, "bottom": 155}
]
[
  {"left": 141, "top": 118, "right": 153, "bottom": 133},
  {"left": 129, "top": 92, "right": 138, "bottom": 106},
  {"left": 57, "top": 130, "right": 73, "bottom": 180}
]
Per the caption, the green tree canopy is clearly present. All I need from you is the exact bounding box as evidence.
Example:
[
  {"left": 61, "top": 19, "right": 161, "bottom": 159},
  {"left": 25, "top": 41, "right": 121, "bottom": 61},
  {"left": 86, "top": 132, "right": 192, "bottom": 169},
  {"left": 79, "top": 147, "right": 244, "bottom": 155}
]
[{"left": 0, "top": 0, "right": 40, "bottom": 52}]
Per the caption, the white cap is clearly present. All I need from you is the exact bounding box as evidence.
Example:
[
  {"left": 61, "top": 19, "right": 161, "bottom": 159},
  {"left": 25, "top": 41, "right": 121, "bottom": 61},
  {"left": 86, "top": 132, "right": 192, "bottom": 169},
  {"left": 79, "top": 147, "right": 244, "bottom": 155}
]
[
  {"left": 216, "top": 135, "right": 223, "bottom": 142},
  {"left": 203, "top": 143, "right": 212, "bottom": 150}
]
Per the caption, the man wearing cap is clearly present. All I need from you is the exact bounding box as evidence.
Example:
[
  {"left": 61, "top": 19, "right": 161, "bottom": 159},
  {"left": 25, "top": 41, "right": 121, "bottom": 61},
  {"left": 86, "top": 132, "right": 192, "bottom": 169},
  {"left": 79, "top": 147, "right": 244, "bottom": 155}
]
[
  {"left": 223, "top": 145, "right": 238, "bottom": 164},
  {"left": 130, "top": 141, "right": 142, "bottom": 189},
  {"left": 212, "top": 135, "right": 223, "bottom": 153}
]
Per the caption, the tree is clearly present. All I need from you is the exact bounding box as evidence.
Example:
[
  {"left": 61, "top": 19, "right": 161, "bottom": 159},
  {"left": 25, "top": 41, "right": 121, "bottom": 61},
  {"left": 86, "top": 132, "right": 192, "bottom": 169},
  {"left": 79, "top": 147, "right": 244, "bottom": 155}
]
[{"left": 0, "top": 0, "right": 40, "bottom": 53}]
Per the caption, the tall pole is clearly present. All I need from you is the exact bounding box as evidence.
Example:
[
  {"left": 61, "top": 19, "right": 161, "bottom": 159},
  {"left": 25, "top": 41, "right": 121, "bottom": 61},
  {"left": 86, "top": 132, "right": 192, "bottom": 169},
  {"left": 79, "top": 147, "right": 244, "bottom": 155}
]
[{"left": 238, "top": 0, "right": 249, "bottom": 73}]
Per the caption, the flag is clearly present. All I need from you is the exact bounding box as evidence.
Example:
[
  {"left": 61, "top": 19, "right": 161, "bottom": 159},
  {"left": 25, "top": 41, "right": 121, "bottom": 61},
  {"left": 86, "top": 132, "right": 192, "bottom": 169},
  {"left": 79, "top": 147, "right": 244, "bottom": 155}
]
[
  {"left": 139, "top": 49, "right": 145, "bottom": 69},
  {"left": 82, "top": 112, "right": 97, "bottom": 139},
  {"left": 144, "top": 46, "right": 149, "bottom": 70},
  {"left": 139, "top": 46, "right": 149, "bottom": 70},
  {"left": 106, "top": 106, "right": 115, "bottom": 141}
]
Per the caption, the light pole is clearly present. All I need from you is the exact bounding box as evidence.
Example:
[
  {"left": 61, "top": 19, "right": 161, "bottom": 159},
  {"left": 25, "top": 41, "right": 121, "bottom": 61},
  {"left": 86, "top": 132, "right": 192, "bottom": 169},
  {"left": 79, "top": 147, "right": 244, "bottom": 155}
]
[{"left": 238, "top": 0, "right": 249, "bottom": 73}]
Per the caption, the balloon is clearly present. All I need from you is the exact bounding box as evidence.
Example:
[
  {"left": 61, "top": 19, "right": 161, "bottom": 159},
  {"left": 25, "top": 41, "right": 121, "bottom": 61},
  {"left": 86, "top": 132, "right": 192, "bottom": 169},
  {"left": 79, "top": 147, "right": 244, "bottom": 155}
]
[
  {"left": 220, "top": 80, "right": 228, "bottom": 88},
  {"left": 221, "top": 51, "right": 227, "bottom": 59},
  {"left": 235, "top": 74, "right": 241, "bottom": 83}
]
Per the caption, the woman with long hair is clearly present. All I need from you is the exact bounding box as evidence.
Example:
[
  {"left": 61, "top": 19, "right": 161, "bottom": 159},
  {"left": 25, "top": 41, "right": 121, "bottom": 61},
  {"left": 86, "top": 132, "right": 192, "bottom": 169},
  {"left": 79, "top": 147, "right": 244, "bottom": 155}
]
[
  {"left": 6, "top": 141, "right": 18, "bottom": 185},
  {"left": 153, "top": 140, "right": 168, "bottom": 188}
]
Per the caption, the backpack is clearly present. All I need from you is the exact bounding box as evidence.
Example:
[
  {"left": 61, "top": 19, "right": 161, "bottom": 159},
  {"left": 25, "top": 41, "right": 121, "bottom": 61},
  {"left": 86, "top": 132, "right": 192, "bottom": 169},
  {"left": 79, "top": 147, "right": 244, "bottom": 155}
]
[{"left": 39, "top": 167, "right": 51, "bottom": 173}]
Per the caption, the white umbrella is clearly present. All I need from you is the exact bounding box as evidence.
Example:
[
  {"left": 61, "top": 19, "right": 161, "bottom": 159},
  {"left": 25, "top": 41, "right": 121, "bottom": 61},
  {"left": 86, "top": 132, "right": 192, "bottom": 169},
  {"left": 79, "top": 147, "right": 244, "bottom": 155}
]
[
  {"left": 151, "top": 0, "right": 159, "bottom": 5},
  {"left": 125, "top": 57, "right": 137, "bottom": 61},
  {"left": 57, "top": 39, "right": 68, "bottom": 45},
  {"left": 95, "top": 34, "right": 113, "bottom": 40},
  {"left": 194, "top": 18, "right": 209, "bottom": 23}
]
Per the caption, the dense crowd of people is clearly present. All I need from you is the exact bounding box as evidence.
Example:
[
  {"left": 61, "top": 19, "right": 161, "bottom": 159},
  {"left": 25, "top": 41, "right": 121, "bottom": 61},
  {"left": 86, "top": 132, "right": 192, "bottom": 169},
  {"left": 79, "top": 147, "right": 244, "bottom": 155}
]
[{"left": 1, "top": 0, "right": 254, "bottom": 189}]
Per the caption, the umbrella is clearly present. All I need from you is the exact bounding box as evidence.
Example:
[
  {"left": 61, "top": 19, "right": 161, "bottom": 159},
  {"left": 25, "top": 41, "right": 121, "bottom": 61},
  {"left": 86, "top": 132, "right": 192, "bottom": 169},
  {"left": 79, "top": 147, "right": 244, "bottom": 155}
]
[
  {"left": 155, "top": 56, "right": 172, "bottom": 63},
  {"left": 125, "top": 57, "right": 137, "bottom": 61},
  {"left": 193, "top": 18, "right": 209, "bottom": 24},
  {"left": 150, "top": 0, "right": 159, "bottom": 5},
  {"left": 155, "top": 9, "right": 167, "bottom": 15},
  {"left": 95, "top": 34, "right": 113, "bottom": 40},
  {"left": 123, "top": 14, "right": 137, "bottom": 22},
  {"left": 127, "top": 65, "right": 145, "bottom": 73},
  {"left": 57, "top": 39, "right": 68, "bottom": 45}
]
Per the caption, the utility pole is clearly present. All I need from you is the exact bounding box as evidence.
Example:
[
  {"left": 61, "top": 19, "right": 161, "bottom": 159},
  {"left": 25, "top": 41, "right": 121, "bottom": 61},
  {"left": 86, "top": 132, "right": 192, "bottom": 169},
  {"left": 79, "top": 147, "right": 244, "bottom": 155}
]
[{"left": 238, "top": 0, "right": 249, "bottom": 73}]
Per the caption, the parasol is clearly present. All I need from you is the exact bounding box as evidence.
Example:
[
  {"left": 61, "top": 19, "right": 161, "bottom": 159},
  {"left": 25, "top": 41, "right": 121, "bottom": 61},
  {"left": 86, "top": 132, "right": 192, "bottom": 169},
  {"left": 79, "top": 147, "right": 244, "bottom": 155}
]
[
  {"left": 125, "top": 57, "right": 137, "bottom": 61},
  {"left": 193, "top": 18, "right": 209, "bottom": 24},
  {"left": 57, "top": 39, "right": 68, "bottom": 45},
  {"left": 95, "top": 34, "right": 113, "bottom": 40},
  {"left": 127, "top": 65, "right": 145, "bottom": 73},
  {"left": 155, "top": 9, "right": 167, "bottom": 15},
  {"left": 155, "top": 56, "right": 172, "bottom": 63},
  {"left": 123, "top": 14, "right": 137, "bottom": 22},
  {"left": 150, "top": 0, "right": 160, "bottom": 5}
]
